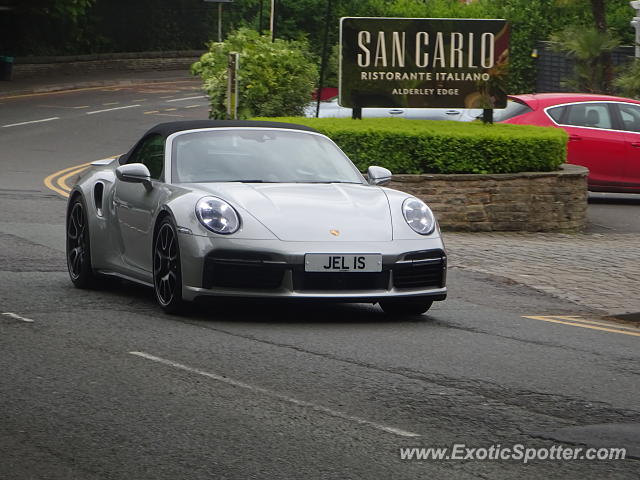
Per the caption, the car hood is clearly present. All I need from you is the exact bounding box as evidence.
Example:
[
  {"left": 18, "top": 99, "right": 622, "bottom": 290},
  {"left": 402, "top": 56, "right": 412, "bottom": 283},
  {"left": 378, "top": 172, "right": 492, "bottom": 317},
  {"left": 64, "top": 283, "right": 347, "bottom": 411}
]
[{"left": 189, "top": 183, "right": 393, "bottom": 241}]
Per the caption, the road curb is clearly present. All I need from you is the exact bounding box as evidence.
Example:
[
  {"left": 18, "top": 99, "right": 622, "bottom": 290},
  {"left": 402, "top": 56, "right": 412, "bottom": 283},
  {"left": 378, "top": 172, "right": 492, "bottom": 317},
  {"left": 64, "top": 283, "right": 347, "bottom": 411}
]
[{"left": 0, "top": 76, "right": 202, "bottom": 100}]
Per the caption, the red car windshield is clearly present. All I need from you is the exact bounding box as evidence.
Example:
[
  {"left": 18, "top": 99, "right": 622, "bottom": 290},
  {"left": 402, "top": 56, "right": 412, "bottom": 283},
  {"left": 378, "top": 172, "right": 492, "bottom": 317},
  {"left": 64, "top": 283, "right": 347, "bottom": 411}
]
[{"left": 493, "top": 99, "right": 533, "bottom": 122}]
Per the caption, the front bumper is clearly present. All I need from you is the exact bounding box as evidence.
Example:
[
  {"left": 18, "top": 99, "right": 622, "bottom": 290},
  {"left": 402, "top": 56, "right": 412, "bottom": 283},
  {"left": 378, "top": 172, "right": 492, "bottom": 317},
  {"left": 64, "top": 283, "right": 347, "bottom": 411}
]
[{"left": 179, "top": 235, "right": 447, "bottom": 302}]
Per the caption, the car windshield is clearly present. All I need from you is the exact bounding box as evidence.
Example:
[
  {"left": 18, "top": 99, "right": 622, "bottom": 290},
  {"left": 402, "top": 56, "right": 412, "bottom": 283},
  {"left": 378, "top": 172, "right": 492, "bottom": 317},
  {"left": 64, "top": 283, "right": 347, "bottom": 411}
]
[{"left": 171, "top": 129, "right": 365, "bottom": 184}]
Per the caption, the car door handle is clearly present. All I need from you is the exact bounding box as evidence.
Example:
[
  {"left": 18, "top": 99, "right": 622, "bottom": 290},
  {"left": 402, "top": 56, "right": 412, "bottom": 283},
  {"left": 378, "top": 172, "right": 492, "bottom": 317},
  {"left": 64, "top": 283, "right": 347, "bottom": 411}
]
[
  {"left": 388, "top": 109, "right": 404, "bottom": 115},
  {"left": 569, "top": 135, "right": 582, "bottom": 141},
  {"left": 445, "top": 110, "right": 460, "bottom": 115},
  {"left": 632, "top": 142, "right": 640, "bottom": 148}
]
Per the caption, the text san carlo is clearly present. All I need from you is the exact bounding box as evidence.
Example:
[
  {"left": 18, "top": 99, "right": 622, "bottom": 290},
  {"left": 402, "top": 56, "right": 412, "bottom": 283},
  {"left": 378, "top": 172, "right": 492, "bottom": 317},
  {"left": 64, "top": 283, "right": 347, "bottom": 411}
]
[{"left": 340, "top": 18, "right": 510, "bottom": 110}]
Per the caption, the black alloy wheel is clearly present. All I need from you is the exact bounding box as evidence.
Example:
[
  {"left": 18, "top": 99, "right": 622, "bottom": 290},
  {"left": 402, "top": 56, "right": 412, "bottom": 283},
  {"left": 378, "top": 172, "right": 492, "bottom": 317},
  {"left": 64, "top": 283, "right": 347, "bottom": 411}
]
[
  {"left": 67, "top": 197, "right": 96, "bottom": 288},
  {"left": 153, "top": 218, "right": 184, "bottom": 313}
]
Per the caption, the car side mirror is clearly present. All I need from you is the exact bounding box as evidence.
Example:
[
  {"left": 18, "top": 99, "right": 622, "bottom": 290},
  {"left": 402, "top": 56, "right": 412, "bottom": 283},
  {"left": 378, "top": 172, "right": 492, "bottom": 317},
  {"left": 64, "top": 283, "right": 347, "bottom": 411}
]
[
  {"left": 116, "top": 163, "right": 153, "bottom": 190},
  {"left": 367, "top": 166, "right": 392, "bottom": 186}
]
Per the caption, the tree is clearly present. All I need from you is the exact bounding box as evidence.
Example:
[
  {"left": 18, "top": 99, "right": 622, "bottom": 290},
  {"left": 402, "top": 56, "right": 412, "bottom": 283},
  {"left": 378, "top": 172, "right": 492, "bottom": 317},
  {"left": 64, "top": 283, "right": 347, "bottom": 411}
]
[
  {"left": 589, "top": 0, "right": 614, "bottom": 92},
  {"left": 550, "top": 26, "right": 619, "bottom": 93},
  {"left": 18, "top": 0, "right": 96, "bottom": 22},
  {"left": 614, "top": 60, "right": 640, "bottom": 99},
  {"left": 192, "top": 28, "right": 318, "bottom": 118},
  {"left": 553, "top": 0, "right": 616, "bottom": 92},
  {"left": 590, "top": 0, "right": 607, "bottom": 32}
]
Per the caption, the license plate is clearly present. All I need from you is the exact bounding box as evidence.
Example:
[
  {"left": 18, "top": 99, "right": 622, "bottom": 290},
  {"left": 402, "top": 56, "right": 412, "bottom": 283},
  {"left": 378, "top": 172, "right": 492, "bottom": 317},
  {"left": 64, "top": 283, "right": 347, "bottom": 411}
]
[{"left": 304, "top": 254, "right": 382, "bottom": 272}]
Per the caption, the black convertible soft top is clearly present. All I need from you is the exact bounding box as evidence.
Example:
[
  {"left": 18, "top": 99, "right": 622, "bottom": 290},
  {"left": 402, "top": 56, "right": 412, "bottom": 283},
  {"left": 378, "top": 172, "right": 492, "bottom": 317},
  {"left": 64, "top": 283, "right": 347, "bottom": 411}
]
[{"left": 143, "top": 120, "right": 319, "bottom": 138}]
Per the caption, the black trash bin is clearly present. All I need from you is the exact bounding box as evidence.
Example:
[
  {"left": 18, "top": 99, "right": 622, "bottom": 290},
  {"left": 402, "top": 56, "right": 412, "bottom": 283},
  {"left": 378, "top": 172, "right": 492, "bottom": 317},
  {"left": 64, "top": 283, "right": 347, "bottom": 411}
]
[{"left": 1, "top": 56, "right": 14, "bottom": 81}]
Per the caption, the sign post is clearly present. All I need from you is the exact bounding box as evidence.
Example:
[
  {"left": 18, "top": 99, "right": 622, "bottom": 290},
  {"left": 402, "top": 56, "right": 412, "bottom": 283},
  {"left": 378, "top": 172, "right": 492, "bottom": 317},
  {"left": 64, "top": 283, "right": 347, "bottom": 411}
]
[
  {"left": 203, "top": 0, "right": 234, "bottom": 43},
  {"left": 271, "top": 0, "right": 278, "bottom": 41},
  {"left": 227, "top": 52, "right": 239, "bottom": 119},
  {"left": 339, "top": 17, "right": 510, "bottom": 117},
  {"left": 483, "top": 108, "right": 493, "bottom": 124},
  {"left": 315, "top": 0, "right": 334, "bottom": 117},
  {"left": 631, "top": 1, "right": 640, "bottom": 58}
]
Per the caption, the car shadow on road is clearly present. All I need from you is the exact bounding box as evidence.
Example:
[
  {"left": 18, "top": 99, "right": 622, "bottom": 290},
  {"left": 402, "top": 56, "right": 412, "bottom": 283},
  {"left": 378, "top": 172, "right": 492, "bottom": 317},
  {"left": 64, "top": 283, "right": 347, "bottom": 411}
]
[
  {"left": 189, "top": 298, "right": 433, "bottom": 324},
  {"left": 91, "top": 278, "right": 434, "bottom": 324},
  {"left": 588, "top": 193, "right": 640, "bottom": 205}
]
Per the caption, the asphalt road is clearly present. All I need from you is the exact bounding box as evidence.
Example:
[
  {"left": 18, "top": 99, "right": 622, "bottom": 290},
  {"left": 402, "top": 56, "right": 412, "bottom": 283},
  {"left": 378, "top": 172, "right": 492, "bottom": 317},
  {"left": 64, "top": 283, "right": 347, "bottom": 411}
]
[
  {"left": 1, "top": 82, "right": 639, "bottom": 479},
  {"left": 587, "top": 193, "right": 640, "bottom": 233}
]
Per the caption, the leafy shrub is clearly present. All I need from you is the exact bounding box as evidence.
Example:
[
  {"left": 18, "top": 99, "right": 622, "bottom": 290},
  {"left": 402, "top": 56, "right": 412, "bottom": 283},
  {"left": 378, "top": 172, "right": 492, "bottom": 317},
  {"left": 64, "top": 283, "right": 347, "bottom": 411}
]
[
  {"left": 550, "top": 26, "right": 620, "bottom": 93},
  {"left": 614, "top": 60, "right": 640, "bottom": 99},
  {"left": 192, "top": 28, "right": 318, "bottom": 119},
  {"left": 254, "top": 117, "right": 567, "bottom": 174}
]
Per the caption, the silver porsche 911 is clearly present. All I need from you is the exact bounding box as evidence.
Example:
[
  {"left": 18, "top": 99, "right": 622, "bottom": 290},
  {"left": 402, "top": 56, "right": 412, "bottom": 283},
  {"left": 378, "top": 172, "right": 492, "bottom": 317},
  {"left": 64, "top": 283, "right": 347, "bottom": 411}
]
[{"left": 66, "top": 120, "right": 446, "bottom": 315}]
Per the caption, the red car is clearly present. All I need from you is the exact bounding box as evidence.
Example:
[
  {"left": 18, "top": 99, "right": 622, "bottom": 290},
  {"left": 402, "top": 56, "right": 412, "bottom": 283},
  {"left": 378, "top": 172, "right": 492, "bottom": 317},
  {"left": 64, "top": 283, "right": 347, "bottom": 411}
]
[{"left": 496, "top": 93, "right": 640, "bottom": 193}]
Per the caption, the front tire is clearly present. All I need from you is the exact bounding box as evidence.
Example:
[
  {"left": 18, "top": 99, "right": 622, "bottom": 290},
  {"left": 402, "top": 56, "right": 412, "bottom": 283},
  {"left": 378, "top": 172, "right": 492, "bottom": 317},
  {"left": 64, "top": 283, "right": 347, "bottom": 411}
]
[
  {"left": 66, "top": 196, "right": 98, "bottom": 288},
  {"left": 379, "top": 299, "right": 433, "bottom": 316},
  {"left": 153, "top": 217, "right": 184, "bottom": 314}
]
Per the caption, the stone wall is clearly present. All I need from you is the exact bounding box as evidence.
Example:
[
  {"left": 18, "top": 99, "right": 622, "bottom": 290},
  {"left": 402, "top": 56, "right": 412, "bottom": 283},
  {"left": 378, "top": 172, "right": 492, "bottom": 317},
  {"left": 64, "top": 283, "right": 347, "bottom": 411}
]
[
  {"left": 388, "top": 164, "right": 588, "bottom": 232},
  {"left": 12, "top": 51, "right": 205, "bottom": 79}
]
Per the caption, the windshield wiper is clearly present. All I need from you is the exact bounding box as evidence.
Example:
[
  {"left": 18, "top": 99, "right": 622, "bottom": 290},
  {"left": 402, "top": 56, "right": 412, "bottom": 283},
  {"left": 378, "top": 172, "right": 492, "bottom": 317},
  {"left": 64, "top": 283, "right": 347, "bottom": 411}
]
[
  {"left": 227, "top": 180, "right": 269, "bottom": 183},
  {"left": 298, "top": 181, "right": 363, "bottom": 184},
  {"left": 222, "top": 180, "right": 363, "bottom": 184}
]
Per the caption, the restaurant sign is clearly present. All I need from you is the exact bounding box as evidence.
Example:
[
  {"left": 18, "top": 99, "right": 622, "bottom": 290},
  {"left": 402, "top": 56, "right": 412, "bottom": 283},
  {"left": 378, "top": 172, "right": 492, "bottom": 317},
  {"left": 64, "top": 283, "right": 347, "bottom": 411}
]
[{"left": 339, "top": 17, "right": 510, "bottom": 109}]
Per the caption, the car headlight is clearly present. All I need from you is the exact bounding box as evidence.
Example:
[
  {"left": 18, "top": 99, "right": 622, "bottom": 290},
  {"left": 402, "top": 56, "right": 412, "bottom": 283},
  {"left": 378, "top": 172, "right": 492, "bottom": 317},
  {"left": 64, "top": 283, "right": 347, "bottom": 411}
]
[
  {"left": 195, "top": 196, "right": 240, "bottom": 234},
  {"left": 402, "top": 197, "right": 436, "bottom": 235}
]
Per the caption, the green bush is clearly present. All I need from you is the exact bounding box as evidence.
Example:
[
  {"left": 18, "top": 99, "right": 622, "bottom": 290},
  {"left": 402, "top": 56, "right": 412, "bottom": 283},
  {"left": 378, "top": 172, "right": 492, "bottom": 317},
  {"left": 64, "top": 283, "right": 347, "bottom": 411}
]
[
  {"left": 254, "top": 118, "right": 567, "bottom": 175},
  {"left": 614, "top": 60, "right": 640, "bottom": 99},
  {"left": 192, "top": 28, "right": 318, "bottom": 119},
  {"left": 550, "top": 26, "right": 620, "bottom": 94}
]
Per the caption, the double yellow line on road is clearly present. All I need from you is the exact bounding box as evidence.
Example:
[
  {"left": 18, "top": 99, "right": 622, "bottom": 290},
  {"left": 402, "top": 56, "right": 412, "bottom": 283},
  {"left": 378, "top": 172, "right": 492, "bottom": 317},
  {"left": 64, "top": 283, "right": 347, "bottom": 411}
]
[
  {"left": 523, "top": 315, "right": 640, "bottom": 337},
  {"left": 44, "top": 157, "right": 115, "bottom": 197}
]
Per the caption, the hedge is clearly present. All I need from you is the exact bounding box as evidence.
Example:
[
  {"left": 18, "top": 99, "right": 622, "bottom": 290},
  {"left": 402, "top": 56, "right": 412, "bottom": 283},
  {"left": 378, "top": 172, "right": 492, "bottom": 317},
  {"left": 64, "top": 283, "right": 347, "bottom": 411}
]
[{"left": 253, "top": 117, "right": 568, "bottom": 175}]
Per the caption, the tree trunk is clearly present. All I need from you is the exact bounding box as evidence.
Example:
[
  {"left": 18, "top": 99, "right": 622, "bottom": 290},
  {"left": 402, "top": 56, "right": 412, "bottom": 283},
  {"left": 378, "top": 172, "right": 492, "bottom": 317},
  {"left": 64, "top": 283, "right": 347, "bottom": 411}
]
[
  {"left": 591, "top": 0, "right": 613, "bottom": 93},
  {"left": 590, "top": 0, "right": 607, "bottom": 33}
]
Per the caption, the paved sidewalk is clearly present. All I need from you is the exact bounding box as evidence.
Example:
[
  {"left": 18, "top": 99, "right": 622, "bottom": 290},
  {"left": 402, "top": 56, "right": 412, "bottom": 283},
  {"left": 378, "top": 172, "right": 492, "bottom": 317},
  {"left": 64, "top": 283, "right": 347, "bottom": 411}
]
[
  {"left": 445, "top": 232, "right": 640, "bottom": 316},
  {"left": 0, "top": 69, "right": 198, "bottom": 98}
]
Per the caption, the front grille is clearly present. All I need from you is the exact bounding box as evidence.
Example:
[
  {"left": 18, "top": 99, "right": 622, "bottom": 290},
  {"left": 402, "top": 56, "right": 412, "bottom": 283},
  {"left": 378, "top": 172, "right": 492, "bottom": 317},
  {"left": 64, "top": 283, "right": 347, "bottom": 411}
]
[
  {"left": 293, "top": 271, "right": 389, "bottom": 291},
  {"left": 393, "top": 257, "right": 446, "bottom": 289},
  {"left": 203, "top": 258, "right": 285, "bottom": 290},
  {"left": 202, "top": 250, "right": 446, "bottom": 292}
]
